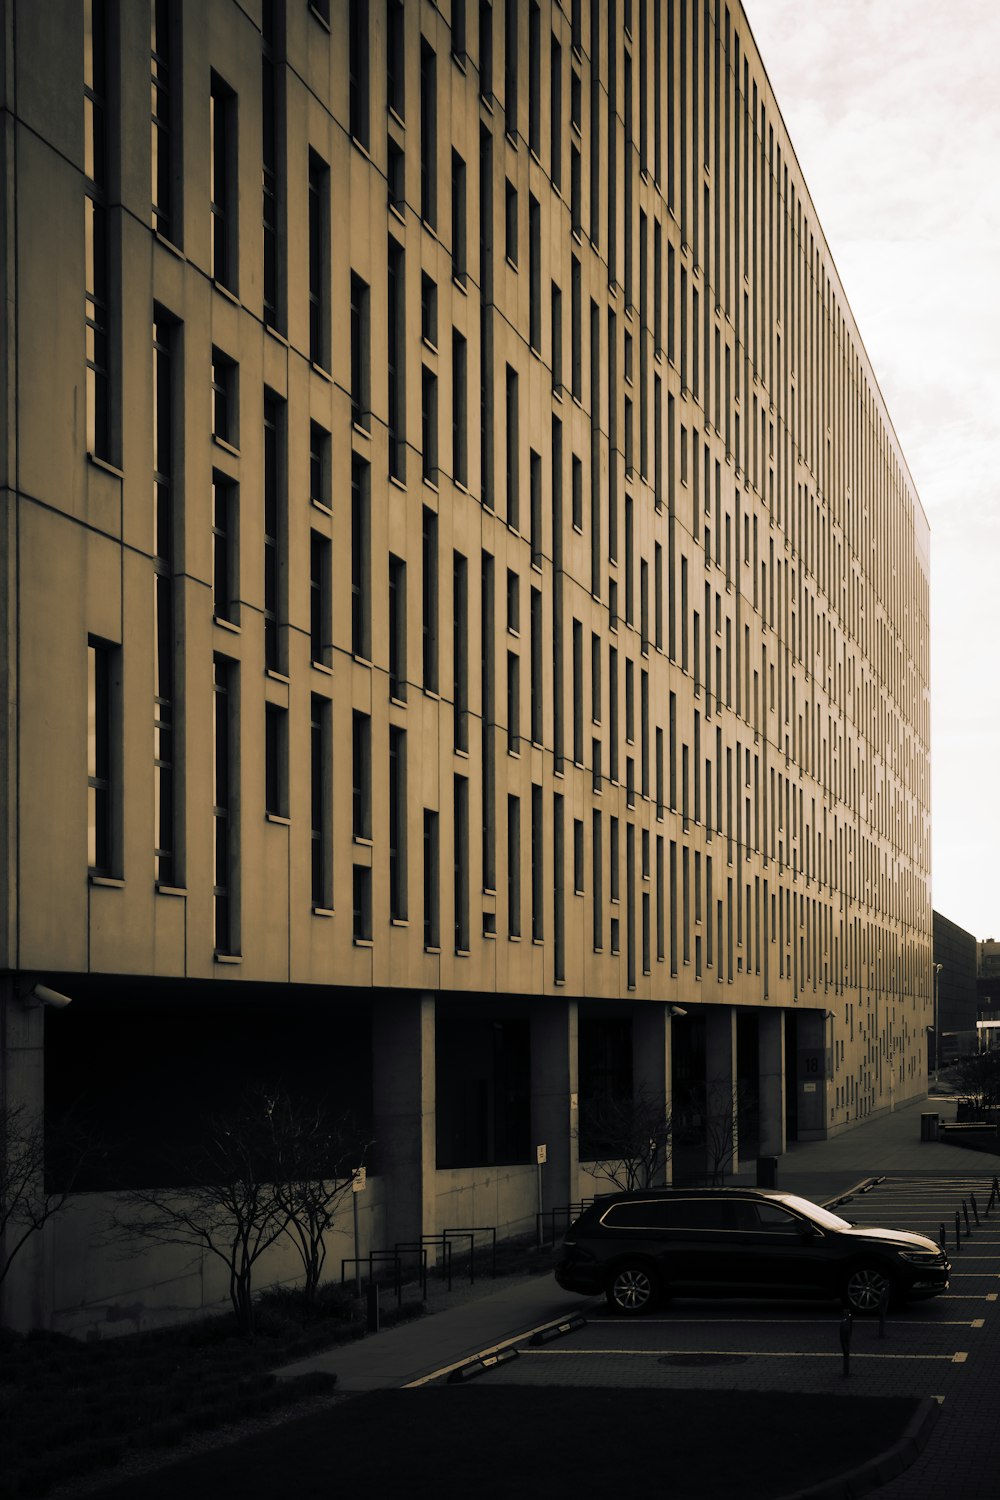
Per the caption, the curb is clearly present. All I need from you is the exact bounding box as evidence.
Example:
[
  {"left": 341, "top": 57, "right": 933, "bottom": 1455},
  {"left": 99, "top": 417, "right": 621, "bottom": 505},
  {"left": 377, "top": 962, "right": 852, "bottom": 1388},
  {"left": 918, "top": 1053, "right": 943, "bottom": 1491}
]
[
  {"left": 823, "top": 1176, "right": 885, "bottom": 1210},
  {"left": 776, "top": 1394, "right": 942, "bottom": 1500}
]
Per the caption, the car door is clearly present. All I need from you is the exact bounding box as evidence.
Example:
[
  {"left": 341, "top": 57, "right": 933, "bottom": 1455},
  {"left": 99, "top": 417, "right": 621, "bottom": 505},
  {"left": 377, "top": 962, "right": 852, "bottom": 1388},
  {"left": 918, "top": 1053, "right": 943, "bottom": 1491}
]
[
  {"left": 727, "top": 1198, "right": 829, "bottom": 1295},
  {"left": 655, "top": 1198, "right": 740, "bottom": 1289}
]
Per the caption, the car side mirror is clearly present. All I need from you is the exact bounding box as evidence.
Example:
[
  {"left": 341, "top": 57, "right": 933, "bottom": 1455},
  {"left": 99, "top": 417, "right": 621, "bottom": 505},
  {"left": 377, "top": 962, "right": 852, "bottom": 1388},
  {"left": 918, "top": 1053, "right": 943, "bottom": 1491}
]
[{"left": 797, "top": 1221, "right": 822, "bottom": 1239}]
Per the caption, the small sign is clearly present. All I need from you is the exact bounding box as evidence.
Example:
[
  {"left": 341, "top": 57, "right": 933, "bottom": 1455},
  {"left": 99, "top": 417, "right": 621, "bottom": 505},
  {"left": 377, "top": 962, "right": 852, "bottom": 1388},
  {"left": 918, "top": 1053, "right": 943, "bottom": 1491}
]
[
  {"left": 536, "top": 1144, "right": 547, "bottom": 1165},
  {"left": 352, "top": 1166, "right": 367, "bottom": 1193},
  {"left": 802, "top": 1082, "right": 817, "bottom": 1094}
]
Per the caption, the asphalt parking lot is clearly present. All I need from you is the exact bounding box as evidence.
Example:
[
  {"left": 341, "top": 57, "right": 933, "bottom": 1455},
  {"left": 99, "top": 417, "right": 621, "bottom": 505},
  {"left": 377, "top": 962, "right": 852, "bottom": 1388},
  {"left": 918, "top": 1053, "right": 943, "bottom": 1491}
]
[{"left": 423, "top": 1173, "right": 1000, "bottom": 1403}]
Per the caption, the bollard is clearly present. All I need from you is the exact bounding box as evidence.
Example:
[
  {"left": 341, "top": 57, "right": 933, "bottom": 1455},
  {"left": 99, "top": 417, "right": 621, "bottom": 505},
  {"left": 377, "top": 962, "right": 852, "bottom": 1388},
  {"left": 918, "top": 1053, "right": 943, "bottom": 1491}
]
[
  {"left": 878, "top": 1281, "right": 889, "bottom": 1339},
  {"left": 971, "top": 1193, "right": 980, "bottom": 1226},
  {"left": 987, "top": 1186, "right": 996, "bottom": 1218},
  {"left": 963, "top": 1201, "right": 971, "bottom": 1235},
  {"left": 940, "top": 1223, "right": 947, "bottom": 1254},
  {"left": 840, "top": 1309, "right": 853, "bottom": 1377},
  {"left": 955, "top": 1210, "right": 962, "bottom": 1250}
]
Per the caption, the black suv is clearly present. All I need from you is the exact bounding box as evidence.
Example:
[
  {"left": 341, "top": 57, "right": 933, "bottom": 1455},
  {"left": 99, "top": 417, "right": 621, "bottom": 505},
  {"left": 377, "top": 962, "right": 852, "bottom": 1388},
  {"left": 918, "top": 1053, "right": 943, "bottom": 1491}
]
[{"left": 554, "top": 1188, "right": 950, "bottom": 1315}]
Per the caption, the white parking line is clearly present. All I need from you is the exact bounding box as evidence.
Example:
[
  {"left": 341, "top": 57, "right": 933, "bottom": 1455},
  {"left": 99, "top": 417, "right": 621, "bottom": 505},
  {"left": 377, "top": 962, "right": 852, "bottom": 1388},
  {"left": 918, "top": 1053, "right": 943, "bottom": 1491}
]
[
  {"left": 600, "top": 1317, "right": 982, "bottom": 1327},
  {"left": 519, "top": 1347, "right": 967, "bottom": 1362}
]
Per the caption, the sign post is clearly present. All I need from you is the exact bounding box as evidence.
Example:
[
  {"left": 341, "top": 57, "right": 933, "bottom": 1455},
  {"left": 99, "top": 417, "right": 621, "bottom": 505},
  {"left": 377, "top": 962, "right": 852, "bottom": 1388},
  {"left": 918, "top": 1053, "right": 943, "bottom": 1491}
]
[
  {"left": 536, "top": 1144, "right": 547, "bottom": 1247},
  {"left": 352, "top": 1166, "right": 367, "bottom": 1291}
]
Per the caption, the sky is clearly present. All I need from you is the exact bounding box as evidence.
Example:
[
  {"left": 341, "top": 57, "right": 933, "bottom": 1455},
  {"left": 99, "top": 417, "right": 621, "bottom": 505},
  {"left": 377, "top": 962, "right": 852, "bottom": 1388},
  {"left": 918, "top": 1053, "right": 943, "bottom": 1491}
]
[{"left": 741, "top": 0, "right": 1000, "bottom": 943}]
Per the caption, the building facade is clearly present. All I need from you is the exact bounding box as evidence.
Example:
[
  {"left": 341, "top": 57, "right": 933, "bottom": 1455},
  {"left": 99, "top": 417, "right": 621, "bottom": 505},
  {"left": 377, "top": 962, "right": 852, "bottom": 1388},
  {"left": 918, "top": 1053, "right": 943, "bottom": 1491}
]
[
  {"left": 0, "top": 0, "right": 932, "bottom": 1334},
  {"left": 931, "top": 912, "right": 978, "bottom": 1065}
]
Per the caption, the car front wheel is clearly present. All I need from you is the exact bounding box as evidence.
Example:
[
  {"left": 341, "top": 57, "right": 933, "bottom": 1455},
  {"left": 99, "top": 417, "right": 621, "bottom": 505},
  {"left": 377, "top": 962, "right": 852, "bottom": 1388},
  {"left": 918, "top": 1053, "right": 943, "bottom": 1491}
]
[
  {"left": 843, "top": 1265, "right": 894, "bottom": 1315},
  {"left": 607, "top": 1262, "right": 659, "bottom": 1315}
]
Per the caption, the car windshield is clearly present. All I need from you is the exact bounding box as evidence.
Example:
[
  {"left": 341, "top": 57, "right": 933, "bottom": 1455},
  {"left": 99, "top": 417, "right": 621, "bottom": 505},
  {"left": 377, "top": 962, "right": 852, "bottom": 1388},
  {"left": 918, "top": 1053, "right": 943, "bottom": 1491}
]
[{"left": 779, "top": 1194, "right": 853, "bottom": 1232}]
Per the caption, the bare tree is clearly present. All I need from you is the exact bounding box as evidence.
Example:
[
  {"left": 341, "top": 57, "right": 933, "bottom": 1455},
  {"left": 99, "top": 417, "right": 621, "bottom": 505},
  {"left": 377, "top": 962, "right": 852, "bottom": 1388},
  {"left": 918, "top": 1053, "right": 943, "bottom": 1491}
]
[
  {"left": 953, "top": 1051, "right": 1000, "bottom": 1117},
  {"left": 266, "top": 1094, "right": 370, "bottom": 1306},
  {"left": 1, "top": 1103, "right": 80, "bottom": 1292},
  {"left": 577, "top": 1089, "right": 673, "bottom": 1191}
]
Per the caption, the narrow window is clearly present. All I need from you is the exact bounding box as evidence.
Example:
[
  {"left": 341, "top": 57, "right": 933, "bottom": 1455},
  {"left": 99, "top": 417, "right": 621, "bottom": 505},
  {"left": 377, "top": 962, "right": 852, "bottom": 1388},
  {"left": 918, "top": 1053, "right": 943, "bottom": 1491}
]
[
  {"left": 505, "top": 364, "right": 519, "bottom": 528},
  {"left": 529, "top": 448, "right": 542, "bottom": 567},
  {"left": 152, "top": 312, "right": 177, "bottom": 883},
  {"left": 213, "top": 655, "right": 238, "bottom": 954},
  {"left": 507, "top": 793, "right": 521, "bottom": 936},
  {"left": 550, "top": 37, "right": 562, "bottom": 189},
  {"left": 308, "top": 151, "right": 329, "bottom": 368},
  {"left": 262, "top": 2, "right": 280, "bottom": 326},
  {"left": 388, "top": 238, "right": 406, "bottom": 480},
  {"left": 507, "top": 650, "right": 521, "bottom": 753},
  {"left": 480, "top": 0, "right": 494, "bottom": 101},
  {"left": 572, "top": 453, "right": 583, "bottom": 530},
  {"left": 454, "top": 774, "right": 470, "bottom": 950},
  {"left": 592, "top": 809, "right": 603, "bottom": 948},
  {"left": 574, "top": 818, "right": 585, "bottom": 893},
  {"left": 310, "top": 531, "right": 331, "bottom": 666},
  {"left": 452, "top": 0, "right": 468, "bottom": 59},
  {"left": 422, "top": 508, "right": 439, "bottom": 691},
  {"left": 422, "top": 365, "right": 439, "bottom": 483},
  {"left": 310, "top": 695, "right": 331, "bottom": 908},
  {"left": 87, "top": 638, "right": 116, "bottom": 876},
  {"left": 528, "top": 195, "right": 541, "bottom": 350},
  {"left": 387, "top": 0, "right": 405, "bottom": 118},
  {"left": 309, "top": 420, "right": 330, "bottom": 509},
  {"left": 571, "top": 256, "right": 581, "bottom": 399},
  {"left": 423, "top": 808, "right": 441, "bottom": 947},
  {"left": 264, "top": 395, "right": 285, "bottom": 672},
  {"left": 351, "top": 456, "right": 371, "bottom": 659},
  {"left": 151, "top": 0, "right": 178, "bottom": 244},
  {"left": 504, "top": 0, "right": 518, "bottom": 139},
  {"left": 453, "top": 330, "right": 468, "bottom": 486},
  {"left": 505, "top": 178, "right": 518, "bottom": 265},
  {"left": 85, "top": 0, "right": 113, "bottom": 464},
  {"left": 551, "top": 282, "right": 563, "bottom": 392},
  {"left": 211, "top": 348, "right": 238, "bottom": 447},
  {"left": 349, "top": 0, "right": 370, "bottom": 149},
  {"left": 352, "top": 864, "right": 372, "bottom": 942},
  {"left": 210, "top": 72, "right": 237, "bottom": 290},
  {"left": 531, "top": 782, "right": 544, "bottom": 940},
  {"left": 528, "top": 2, "right": 541, "bottom": 154},
  {"left": 389, "top": 554, "right": 407, "bottom": 701},
  {"left": 451, "top": 150, "right": 467, "bottom": 284},
  {"left": 265, "top": 703, "right": 287, "bottom": 818},
  {"left": 350, "top": 272, "right": 371, "bottom": 429},
  {"left": 420, "top": 39, "right": 438, "bottom": 227},
  {"left": 212, "top": 474, "right": 239, "bottom": 624},
  {"left": 352, "top": 711, "right": 372, "bottom": 840},
  {"left": 453, "top": 551, "right": 469, "bottom": 751},
  {"left": 389, "top": 726, "right": 408, "bottom": 920},
  {"left": 530, "top": 586, "right": 543, "bottom": 743}
]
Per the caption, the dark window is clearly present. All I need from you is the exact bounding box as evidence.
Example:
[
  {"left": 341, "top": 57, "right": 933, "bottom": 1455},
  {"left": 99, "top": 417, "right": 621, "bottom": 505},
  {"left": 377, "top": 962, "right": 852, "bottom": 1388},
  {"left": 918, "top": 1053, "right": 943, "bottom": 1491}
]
[
  {"left": 152, "top": 312, "right": 176, "bottom": 883},
  {"left": 550, "top": 36, "right": 562, "bottom": 188},
  {"left": 388, "top": 239, "right": 406, "bottom": 480},
  {"left": 528, "top": 2, "right": 540, "bottom": 154},
  {"left": 212, "top": 474, "right": 239, "bottom": 624},
  {"left": 353, "top": 864, "right": 372, "bottom": 941},
  {"left": 531, "top": 781, "right": 543, "bottom": 940},
  {"left": 422, "top": 507, "right": 439, "bottom": 691},
  {"left": 452, "top": 150, "right": 467, "bottom": 284},
  {"left": 349, "top": 0, "right": 370, "bottom": 148},
  {"left": 453, "top": 551, "right": 469, "bottom": 751},
  {"left": 310, "top": 695, "right": 330, "bottom": 907},
  {"left": 528, "top": 195, "right": 541, "bottom": 349},
  {"left": 262, "top": 2, "right": 280, "bottom": 326},
  {"left": 353, "top": 711, "right": 372, "bottom": 841},
  {"left": 452, "top": 0, "right": 467, "bottom": 59},
  {"left": 504, "top": 0, "right": 518, "bottom": 138},
  {"left": 389, "top": 553, "right": 407, "bottom": 701},
  {"left": 210, "top": 72, "right": 237, "bottom": 290},
  {"left": 479, "top": 0, "right": 493, "bottom": 101},
  {"left": 422, "top": 365, "right": 438, "bottom": 482},
  {"left": 453, "top": 330, "right": 468, "bottom": 486},
  {"left": 308, "top": 151, "right": 329, "bottom": 367},
  {"left": 423, "top": 808, "right": 440, "bottom": 947},
  {"left": 505, "top": 178, "right": 518, "bottom": 265},
  {"left": 505, "top": 364, "right": 519, "bottom": 528},
  {"left": 151, "top": 0, "right": 178, "bottom": 243},
  {"left": 351, "top": 456, "right": 371, "bottom": 658},
  {"left": 420, "top": 39, "right": 437, "bottom": 226},
  {"left": 309, "top": 420, "right": 330, "bottom": 509},
  {"left": 213, "top": 655, "right": 237, "bottom": 953},
  {"left": 387, "top": 0, "right": 405, "bottom": 117},
  {"left": 211, "top": 349, "right": 238, "bottom": 446},
  {"left": 264, "top": 394, "right": 284, "bottom": 671},
  {"left": 310, "top": 532, "right": 331, "bottom": 666},
  {"left": 265, "top": 703, "right": 287, "bottom": 817},
  {"left": 507, "top": 793, "right": 521, "bottom": 935},
  {"left": 350, "top": 272, "right": 370, "bottom": 429},
  {"left": 389, "top": 726, "right": 407, "bottom": 920},
  {"left": 421, "top": 272, "right": 438, "bottom": 346},
  {"left": 454, "top": 774, "right": 470, "bottom": 950},
  {"left": 85, "top": 0, "right": 112, "bottom": 459},
  {"left": 87, "top": 638, "right": 115, "bottom": 875}
]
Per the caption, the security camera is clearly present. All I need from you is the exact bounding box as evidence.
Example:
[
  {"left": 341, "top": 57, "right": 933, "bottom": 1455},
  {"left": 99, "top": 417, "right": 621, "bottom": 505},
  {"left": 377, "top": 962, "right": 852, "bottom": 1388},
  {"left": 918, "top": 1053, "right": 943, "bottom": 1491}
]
[
  {"left": 25, "top": 984, "right": 74, "bottom": 1009},
  {"left": 668, "top": 1005, "right": 688, "bottom": 1018}
]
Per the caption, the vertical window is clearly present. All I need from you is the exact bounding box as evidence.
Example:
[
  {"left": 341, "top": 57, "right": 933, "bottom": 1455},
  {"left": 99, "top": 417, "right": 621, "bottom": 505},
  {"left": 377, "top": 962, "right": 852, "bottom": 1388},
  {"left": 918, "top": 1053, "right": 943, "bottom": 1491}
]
[
  {"left": 388, "top": 239, "right": 406, "bottom": 480},
  {"left": 530, "top": 449, "right": 542, "bottom": 567},
  {"left": 264, "top": 395, "right": 284, "bottom": 671},
  {"left": 152, "top": 312, "right": 176, "bottom": 884},
  {"left": 389, "top": 726, "right": 407, "bottom": 920},
  {"left": 210, "top": 72, "right": 237, "bottom": 291},
  {"left": 574, "top": 818, "right": 585, "bottom": 893},
  {"left": 352, "top": 711, "right": 372, "bottom": 840},
  {"left": 551, "top": 282, "right": 563, "bottom": 392},
  {"left": 531, "top": 782, "right": 544, "bottom": 940},
  {"left": 387, "top": 0, "right": 405, "bottom": 118},
  {"left": 308, "top": 151, "right": 329, "bottom": 367},
  {"left": 453, "top": 330, "right": 468, "bottom": 486},
  {"left": 389, "top": 554, "right": 407, "bottom": 701},
  {"left": 481, "top": 550, "right": 496, "bottom": 888},
  {"left": 422, "top": 365, "right": 439, "bottom": 483},
  {"left": 505, "top": 178, "right": 518, "bottom": 265},
  {"left": 570, "top": 142, "right": 581, "bottom": 237},
  {"left": 528, "top": 195, "right": 541, "bottom": 350},
  {"left": 530, "top": 586, "right": 543, "bottom": 744},
  {"left": 85, "top": 0, "right": 112, "bottom": 460},
  {"left": 87, "top": 639, "right": 116, "bottom": 876},
  {"left": 422, "top": 507, "right": 439, "bottom": 691},
  {"left": 554, "top": 793, "right": 565, "bottom": 980},
  {"left": 571, "top": 256, "right": 581, "bottom": 399},
  {"left": 422, "top": 272, "right": 438, "bottom": 346},
  {"left": 505, "top": 365, "right": 519, "bottom": 528},
  {"left": 151, "top": 0, "right": 178, "bottom": 243},
  {"left": 420, "top": 39, "right": 437, "bottom": 227},
  {"left": 352, "top": 864, "right": 372, "bottom": 942},
  {"left": 213, "top": 656, "right": 237, "bottom": 954},
  {"left": 572, "top": 453, "right": 583, "bottom": 530},
  {"left": 265, "top": 703, "right": 287, "bottom": 817},
  {"left": 350, "top": 272, "right": 371, "bottom": 429},
  {"left": 310, "top": 695, "right": 331, "bottom": 908},
  {"left": 453, "top": 551, "right": 469, "bottom": 751},
  {"left": 528, "top": 2, "right": 540, "bottom": 154},
  {"left": 452, "top": 150, "right": 467, "bottom": 283},
  {"left": 211, "top": 349, "right": 238, "bottom": 446},
  {"left": 480, "top": 0, "right": 494, "bottom": 101},
  {"left": 572, "top": 620, "right": 583, "bottom": 763},
  {"left": 212, "top": 475, "right": 239, "bottom": 624},
  {"left": 507, "top": 651, "right": 521, "bottom": 753},
  {"left": 349, "top": 0, "right": 370, "bottom": 149},
  {"left": 507, "top": 793, "right": 521, "bottom": 936},
  {"left": 423, "top": 808, "right": 440, "bottom": 947},
  {"left": 309, "top": 420, "right": 330, "bottom": 509},
  {"left": 504, "top": 0, "right": 518, "bottom": 139},
  {"left": 310, "top": 532, "right": 331, "bottom": 666},
  {"left": 550, "top": 36, "right": 562, "bottom": 188},
  {"left": 262, "top": 0, "right": 281, "bottom": 327},
  {"left": 351, "top": 456, "right": 371, "bottom": 658},
  {"left": 592, "top": 809, "right": 603, "bottom": 949},
  {"left": 454, "top": 774, "right": 470, "bottom": 950},
  {"left": 452, "top": 0, "right": 468, "bottom": 59}
]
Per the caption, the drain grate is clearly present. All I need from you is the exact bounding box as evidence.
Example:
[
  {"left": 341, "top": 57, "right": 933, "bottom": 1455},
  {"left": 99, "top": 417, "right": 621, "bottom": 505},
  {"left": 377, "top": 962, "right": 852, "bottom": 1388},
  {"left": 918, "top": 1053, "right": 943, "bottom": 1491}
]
[{"left": 658, "top": 1353, "right": 749, "bottom": 1367}]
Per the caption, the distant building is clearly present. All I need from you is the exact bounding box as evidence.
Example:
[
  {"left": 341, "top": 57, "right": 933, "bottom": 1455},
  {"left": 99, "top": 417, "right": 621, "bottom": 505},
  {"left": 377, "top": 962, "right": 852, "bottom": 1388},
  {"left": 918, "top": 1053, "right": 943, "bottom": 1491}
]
[
  {"left": 1, "top": 0, "right": 932, "bottom": 1335},
  {"left": 932, "top": 913, "right": 978, "bottom": 1065}
]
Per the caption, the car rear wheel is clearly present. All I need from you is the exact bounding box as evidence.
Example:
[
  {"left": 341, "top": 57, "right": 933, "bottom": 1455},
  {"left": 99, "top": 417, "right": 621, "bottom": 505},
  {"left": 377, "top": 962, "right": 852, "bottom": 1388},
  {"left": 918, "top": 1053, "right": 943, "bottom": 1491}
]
[
  {"left": 606, "top": 1262, "right": 660, "bottom": 1315},
  {"left": 843, "top": 1265, "right": 894, "bottom": 1316}
]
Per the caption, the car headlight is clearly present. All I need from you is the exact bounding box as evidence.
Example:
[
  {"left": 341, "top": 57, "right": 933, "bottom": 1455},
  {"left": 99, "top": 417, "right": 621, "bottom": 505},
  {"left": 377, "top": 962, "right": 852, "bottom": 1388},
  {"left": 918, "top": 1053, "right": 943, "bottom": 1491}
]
[{"left": 897, "top": 1249, "right": 943, "bottom": 1264}]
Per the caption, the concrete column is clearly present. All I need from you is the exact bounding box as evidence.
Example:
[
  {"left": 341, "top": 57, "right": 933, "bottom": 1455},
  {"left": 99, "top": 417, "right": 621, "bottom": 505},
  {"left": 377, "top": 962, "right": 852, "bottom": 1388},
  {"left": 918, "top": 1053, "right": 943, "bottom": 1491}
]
[
  {"left": 632, "top": 1003, "right": 673, "bottom": 1185},
  {"left": 371, "top": 991, "right": 436, "bottom": 1253},
  {"left": 0, "top": 979, "right": 49, "bottom": 1331},
  {"left": 758, "top": 1008, "right": 786, "bottom": 1157},
  {"left": 530, "top": 998, "right": 578, "bottom": 1217},
  {"left": 705, "top": 1006, "right": 739, "bottom": 1181}
]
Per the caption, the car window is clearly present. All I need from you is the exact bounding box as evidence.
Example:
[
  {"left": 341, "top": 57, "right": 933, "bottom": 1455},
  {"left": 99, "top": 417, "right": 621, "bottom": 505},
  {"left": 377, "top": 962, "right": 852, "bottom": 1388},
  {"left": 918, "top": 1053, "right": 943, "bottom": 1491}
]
[
  {"left": 601, "top": 1199, "right": 735, "bottom": 1230},
  {"left": 750, "top": 1202, "right": 802, "bottom": 1233}
]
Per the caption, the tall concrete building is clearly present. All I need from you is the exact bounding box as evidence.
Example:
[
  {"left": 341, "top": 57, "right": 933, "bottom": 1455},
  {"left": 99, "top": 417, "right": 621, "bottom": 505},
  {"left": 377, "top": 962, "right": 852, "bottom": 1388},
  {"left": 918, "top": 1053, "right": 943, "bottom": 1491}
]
[{"left": 0, "top": 0, "right": 932, "bottom": 1334}]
